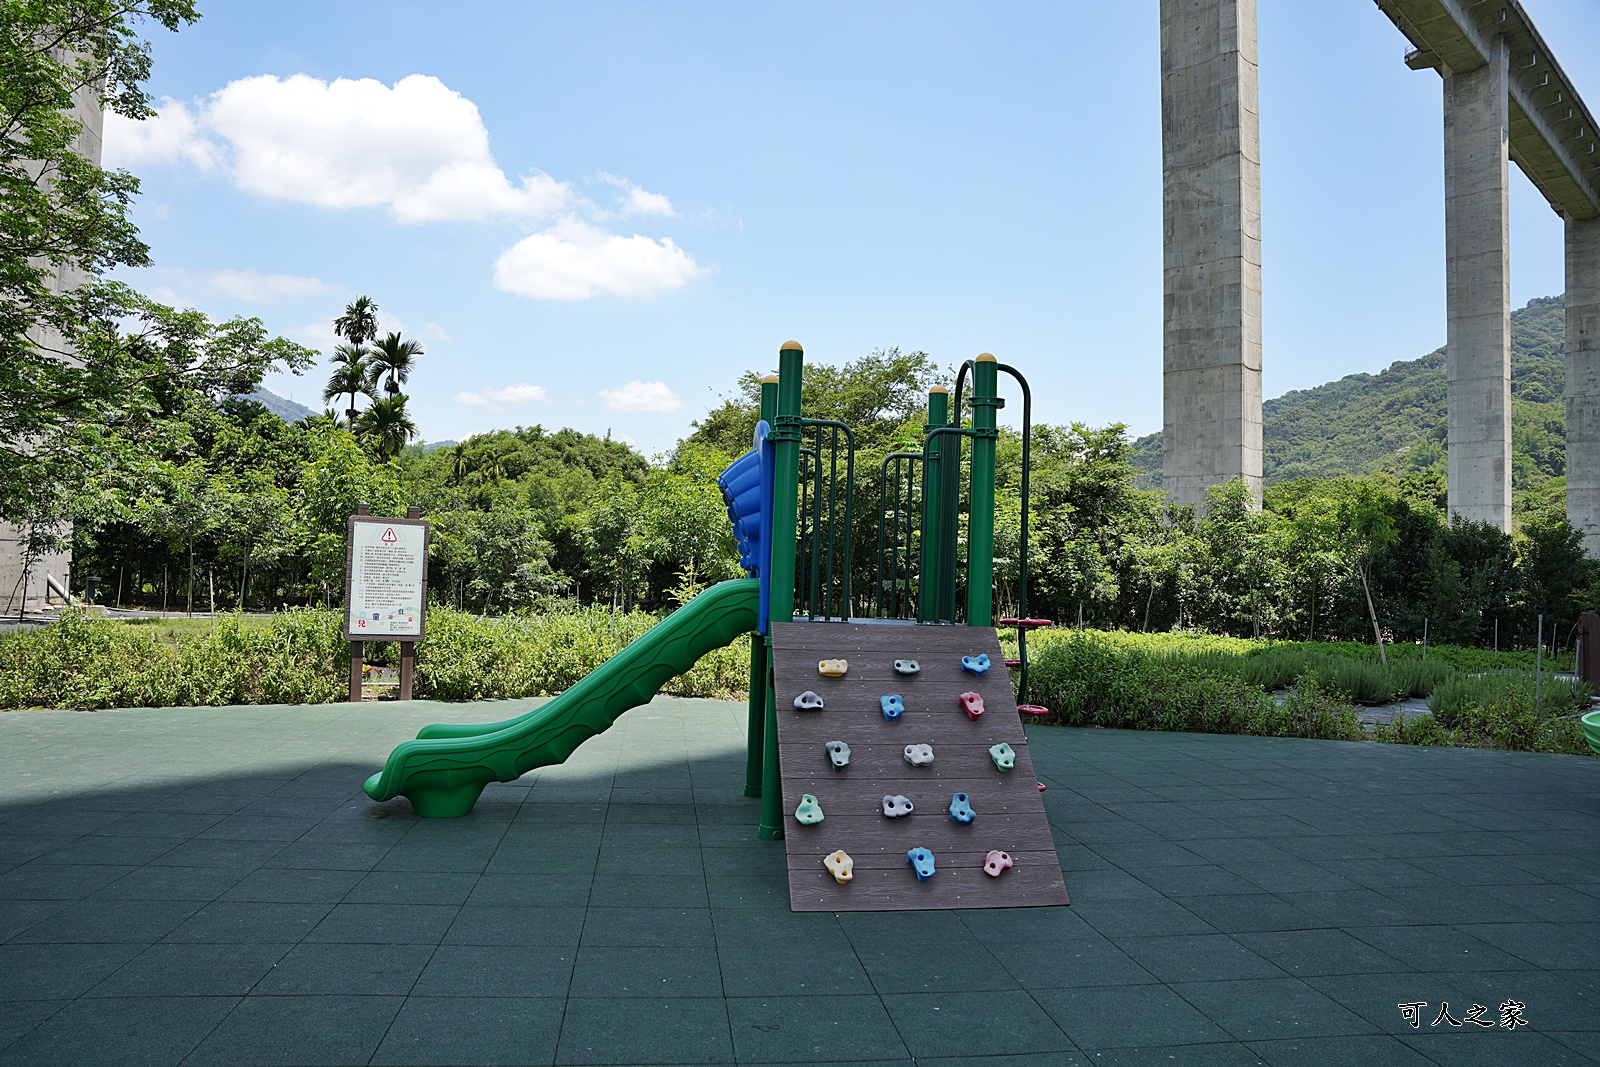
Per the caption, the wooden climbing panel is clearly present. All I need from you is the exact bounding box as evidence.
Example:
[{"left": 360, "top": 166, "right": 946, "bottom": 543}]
[{"left": 770, "top": 621, "right": 1070, "bottom": 912}]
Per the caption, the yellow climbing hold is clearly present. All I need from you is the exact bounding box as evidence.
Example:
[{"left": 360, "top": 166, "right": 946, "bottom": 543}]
[
  {"left": 824, "top": 849, "right": 854, "bottom": 884},
  {"left": 817, "top": 659, "right": 848, "bottom": 677}
]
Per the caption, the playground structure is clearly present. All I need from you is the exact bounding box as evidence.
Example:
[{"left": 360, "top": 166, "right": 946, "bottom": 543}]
[{"left": 363, "top": 342, "right": 1066, "bottom": 909}]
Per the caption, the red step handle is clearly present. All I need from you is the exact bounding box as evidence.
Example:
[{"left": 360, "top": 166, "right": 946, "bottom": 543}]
[{"left": 998, "top": 617, "right": 1055, "bottom": 629}]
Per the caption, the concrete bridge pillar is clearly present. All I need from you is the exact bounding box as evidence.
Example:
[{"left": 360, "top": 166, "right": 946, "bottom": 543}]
[
  {"left": 1567, "top": 215, "right": 1600, "bottom": 555},
  {"left": 1443, "top": 37, "right": 1512, "bottom": 533},
  {"left": 1160, "top": 0, "right": 1263, "bottom": 509}
]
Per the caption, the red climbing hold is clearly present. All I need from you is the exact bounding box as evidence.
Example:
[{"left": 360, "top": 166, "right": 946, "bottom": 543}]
[{"left": 957, "top": 692, "right": 985, "bottom": 720}]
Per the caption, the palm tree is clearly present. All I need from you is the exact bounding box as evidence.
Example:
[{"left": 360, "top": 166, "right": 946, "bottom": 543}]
[
  {"left": 448, "top": 442, "right": 471, "bottom": 487},
  {"left": 333, "top": 295, "right": 380, "bottom": 349},
  {"left": 368, "top": 331, "right": 423, "bottom": 396},
  {"left": 356, "top": 394, "right": 418, "bottom": 462},
  {"left": 322, "top": 361, "right": 374, "bottom": 430}
]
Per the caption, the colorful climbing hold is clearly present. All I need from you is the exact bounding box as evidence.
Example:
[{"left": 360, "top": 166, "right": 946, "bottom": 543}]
[
  {"left": 958, "top": 691, "right": 986, "bottom": 720},
  {"left": 893, "top": 659, "right": 921, "bottom": 675},
  {"left": 902, "top": 743, "right": 934, "bottom": 767},
  {"left": 880, "top": 694, "right": 905, "bottom": 721},
  {"left": 984, "top": 850, "right": 1013, "bottom": 877},
  {"left": 793, "top": 690, "right": 824, "bottom": 711},
  {"left": 823, "top": 740, "right": 851, "bottom": 769},
  {"left": 948, "top": 792, "right": 976, "bottom": 824},
  {"left": 989, "top": 742, "right": 1015, "bottom": 771},
  {"left": 794, "top": 794, "right": 824, "bottom": 825},
  {"left": 906, "top": 847, "right": 936, "bottom": 881},
  {"left": 960, "top": 654, "right": 991, "bottom": 676},
  {"left": 882, "top": 794, "right": 914, "bottom": 818},
  {"left": 824, "top": 849, "right": 854, "bottom": 884},
  {"left": 818, "top": 659, "right": 848, "bottom": 677}
]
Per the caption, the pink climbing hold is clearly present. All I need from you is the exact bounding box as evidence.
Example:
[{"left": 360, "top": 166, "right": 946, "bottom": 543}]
[
  {"left": 957, "top": 691, "right": 985, "bottom": 720},
  {"left": 984, "top": 850, "right": 1013, "bottom": 877}
]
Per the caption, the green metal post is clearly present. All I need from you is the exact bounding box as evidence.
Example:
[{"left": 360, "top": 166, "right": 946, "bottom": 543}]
[
  {"left": 966, "top": 354, "right": 1000, "bottom": 627},
  {"left": 936, "top": 385, "right": 963, "bottom": 622},
  {"left": 918, "top": 387, "right": 948, "bottom": 623},
  {"left": 744, "top": 375, "right": 779, "bottom": 798},
  {"left": 760, "top": 345, "right": 804, "bottom": 839}
]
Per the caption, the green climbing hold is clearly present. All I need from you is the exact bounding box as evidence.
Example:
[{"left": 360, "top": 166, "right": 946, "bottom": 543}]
[
  {"left": 989, "top": 742, "right": 1015, "bottom": 771},
  {"left": 794, "top": 794, "right": 824, "bottom": 825}
]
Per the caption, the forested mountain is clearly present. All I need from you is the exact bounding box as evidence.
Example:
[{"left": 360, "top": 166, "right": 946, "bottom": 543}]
[
  {"left": 1130, "top": 296, "right": 1567, "bottom": 493},
  {"left": 241, "top": 388, "right": 317, "bottom": 423}
]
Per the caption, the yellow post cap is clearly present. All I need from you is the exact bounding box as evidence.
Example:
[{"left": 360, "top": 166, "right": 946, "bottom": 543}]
[
  {"left": 761, "top": 374, "right": 779, "bottom": 384},
  {"left": 976, "top": 353, "right": 997, "bottom": 362},
  {"left": 928, "top": 385, "right": 949, "bottom": 394},
  {"left": 780, "top": 340, "right": 803, "bottom": 352}
]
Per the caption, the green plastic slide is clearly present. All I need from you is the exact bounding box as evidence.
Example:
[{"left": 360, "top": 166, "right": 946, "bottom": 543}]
[{"left": 364, "top": 578, "right": 760, "bottom": 817}]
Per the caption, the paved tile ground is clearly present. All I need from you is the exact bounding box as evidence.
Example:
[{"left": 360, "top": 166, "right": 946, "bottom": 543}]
[{"left": 1, "top": 696, "right": 1598, "bottom": 1066}]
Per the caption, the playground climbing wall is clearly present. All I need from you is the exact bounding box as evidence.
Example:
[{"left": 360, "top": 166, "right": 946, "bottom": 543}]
[{"left": 770, "top": 622, "right": 1070, "bottom": 912}]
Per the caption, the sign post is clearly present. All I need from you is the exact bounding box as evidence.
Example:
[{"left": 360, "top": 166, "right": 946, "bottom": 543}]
[{"left": 344, "top": 504, "right": 430, "bottom": 702}]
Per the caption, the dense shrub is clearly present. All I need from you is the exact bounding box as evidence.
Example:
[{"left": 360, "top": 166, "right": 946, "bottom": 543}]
[{"left": 0, "top": 604, "right": 748, "bottom": 710}]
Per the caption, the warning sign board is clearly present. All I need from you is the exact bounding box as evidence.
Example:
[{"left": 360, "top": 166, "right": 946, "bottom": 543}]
[{"left": 343, "top": 514, "right": 430, "bottom": 640}]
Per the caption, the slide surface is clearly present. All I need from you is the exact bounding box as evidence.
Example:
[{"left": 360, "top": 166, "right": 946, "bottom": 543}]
[{"left": 364, "top": 578, "right": 760, "bottom": 817}]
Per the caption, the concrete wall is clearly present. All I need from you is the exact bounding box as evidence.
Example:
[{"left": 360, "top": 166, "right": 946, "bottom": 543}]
[
  {"left": 1443, "top": 37, "right": 1513, "bottom": 533},
  {"left": 0, "top": 76, "right": 104, "bottom": 613},
  {"left": 1569, "top": 215, "right": 1600, "bottom": 556},
  {"left": 1160, "top": 0, "right": 1263, "bottom": 509}
]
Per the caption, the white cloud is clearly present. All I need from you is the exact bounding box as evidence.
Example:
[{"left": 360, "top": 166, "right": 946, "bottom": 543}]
[
  {"left": 599, "top": 379, "right": 684, "bottom": 413},
  {"left": 493, "top": 217, "right": 705, "bottom": 301},
  {"left": 104, "top": 98, "right": 221, "bottom": 171},
  {"left": 208, "top": 268, "right": 342, "bottom": 304},
  {"left": 597, "top": 172, "right": 677, "bottom": 218},
  {"left": 453, "top": 383, "right": 549, "bottom": 409}
]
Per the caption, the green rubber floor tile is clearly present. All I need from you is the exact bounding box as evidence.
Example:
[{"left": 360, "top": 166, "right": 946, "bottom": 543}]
[
  {"left": 1245, "top": 1034, "right": 1435, "bottom": 1066},
  {"left": 1176, "top": 894, "right": 1326, "bottom": 934},
  {"left": 883, "top": 990, "right": 1076, "bottom": 1057},
  {"left": 370, "top": 995, "right": 566, "bottom": 1066},
  {"left": 1481, "top": 882, "right": 1600, "bottom": 923},
  {"left": 1034, "top": 984, "right": 1229, "bottom": 1049},
  {"left": 579, "top": 906, "right": 714, "bottom": 948},
  {"left": 413, "top": 944, "right": 575, "bottom": 998},
  {"left": 702, "top": 868, "right": 791, "bottom": 910},
  {"left": 1055, "top": 1045, "right": 1259, "bottom": 1065},
  {"left": 444, "top": 905, "right": 587, "bottom": 947},
  {"left": 1233, "top": 862, "right": 1361, "bottom": 895},
  {"left": 10, "top": 895, "right": 204, "bottom": 944},
  {"left": 1399, "top": 1029, "right": 1594, "bottom": 1067},
  {"left": 1076, "top": 897, "right": 1216, "bottom": 938},
  {"left": 916, "top": 1054, "right": 1088, "bottom": 1067},
  {"left": 219, "top": 866, "right": 366, "bottom": 903},
  {"left": 728, "top": 995, "right": 910, "bottom": 1063},
  {"left": 467, "top": 872, "right": 594, "bottom": 908},
  {"left": 1456, "top": 921, "right": 1600, "bottom": 969},
  {"left": 0, "top": 994, "right": 237, "bottom": 1067},
  {"left": 164, "top": 900, "right": 334, "bottom": 944},
  {"left": 570, "top": 944, "right": 723, "bottom": 997},
  {"left": 1381, "top": 883, "right": 1537, "bottom": 925},
  {"left": 1117, "top": 934, "right": 1289, "bottom": 983},
  {"left": 1059, "top": 867, "right": 1163, "bottom": 900},
  {"left": 1232, "top": 929, "right": 1410, "bottom": 978},
  {"left": 0, "top": 898, "right": 69, "bottom": 941},
  {"left": 252, "top": 941, "right": 433, "bottom": 995},
  {"left": 84, "top": 941, "right": 291, "bottom": 997},
  {"left": 957, "top": 905, "right": 1088, "bottom": 943},
  {"left": 1091, "top": 840, "right": 1211, "bottom": 868},
  {"left": 1344, "top": 925, "right": 1535, "bottom": 973},
  {"left": 263, "top": 840, "right": 394, "bottom": 870},
  {"left": 1549, "top": 1029, "right": 1600, "bottom": 1061},
  {"left": 38, "top": 835, "right": 178, "bottom": 867},
  {"left": 1303, "top": 971, "right": 1476, "bottom": 1029},
  {"left": 0, "top": 999, "right": 65, "bottom": 1053},
  {"left": 588, "top": 872, "right": 709, "bottom": 909},
  {"left": 485, "top": 844, "right": 601, "bottom": 876},
  {"left": 0, "top": 943, "right": 142, "bottom": 998},
  {"left": 555, "top": 996, "right": 733, "bottom": 1064},
  {"left": 1169, "top": 977, "right": 1379, "bottom": 1041},
  {"left": 304, "top": 902, "right": 461, "bottom": 943},
  {"left": 196, "top": 813, "right": 320, "bottom": 842},
  {"left": 184, "top": 993, "right": 405, "bottom": 1066},
  {"left": 345, "top": 870, "right": 482, "bottom": 905},
  {"left": 714, "top": 935, "right": 873, "bottom": 997},
  {"left": 1308, "top": 859, "right": 1448, "bottom": 891},
  {"left": 0, "top": 862, "right": 136, "bottom": 900},
  {"left": 852, "top": 933, "right": 1020, "bottom": 994},
  {"left": 1135, "top": 864, "right": 1266, "bottom": 897},
  {"left": 376, "top": 842, "right": 501, "bottom": 874},
  {"left": 985, "top": 935, "right": 1155, "bottom": 992},
  {"left": 145, "top": 837, "right": 286, "bottom": 869}
]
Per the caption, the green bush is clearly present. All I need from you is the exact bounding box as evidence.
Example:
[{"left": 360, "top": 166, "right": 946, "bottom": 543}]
[{"left": 0, "top": 604, "right": 749, "bottom": 710}]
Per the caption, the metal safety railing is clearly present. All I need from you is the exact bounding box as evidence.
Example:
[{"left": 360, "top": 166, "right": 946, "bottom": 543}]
[
  {"left": 794, "top": 418, "right": 854, "bottom": 621},
  {"left": 871, "top": 450, "right": 923, "bottom": 619}
]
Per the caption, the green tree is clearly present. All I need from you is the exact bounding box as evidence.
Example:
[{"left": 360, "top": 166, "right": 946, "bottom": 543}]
[
  {"left": 356, "top": 394, "right": 419, "bottom": 462},
  {"left": 367, "top": 331, "right": 422, "bottom": 397}
]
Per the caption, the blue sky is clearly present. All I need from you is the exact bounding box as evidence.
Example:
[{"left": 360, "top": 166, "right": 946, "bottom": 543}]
[{"left": 107, "top": 1, "right": 1600, "bottom": 455}]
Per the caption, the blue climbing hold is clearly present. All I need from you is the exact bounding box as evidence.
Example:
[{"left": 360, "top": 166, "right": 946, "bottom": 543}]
[
  {"left": 880, "top": 694, "right": 905, "bottom": 720},
  {"left": 948, "top": 792, "right": 976, "bottom": 824},
  {"left": 906, "top": 847, "right": 936, "bottom": 881},
  {"left": 960, "top": 654, "right": 991, "bottom": 677}
]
